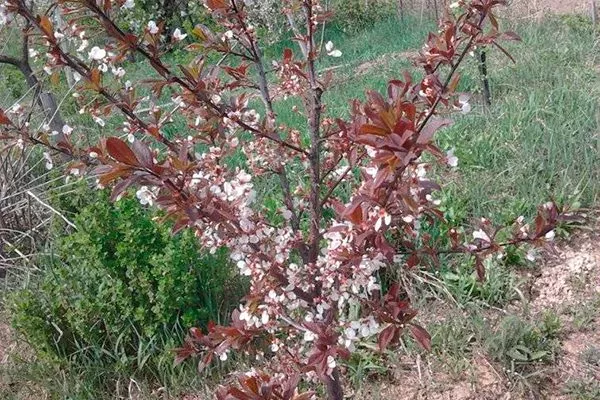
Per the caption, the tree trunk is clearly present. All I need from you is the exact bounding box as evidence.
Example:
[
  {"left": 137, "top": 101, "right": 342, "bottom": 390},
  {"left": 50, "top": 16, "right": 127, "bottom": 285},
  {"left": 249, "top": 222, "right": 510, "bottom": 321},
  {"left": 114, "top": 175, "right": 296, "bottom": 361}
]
[
  {"left": 0, "top": 24, "right": 67, "bottom": 139},
  {"left": 54, "top": 8, "right": 76, "bottom": 88},
  {"left": 323, "top": 368, "right": 344, "bottom": 400},
  {"left": 18, "top": 61, "right": 66, "bottom": 136}
]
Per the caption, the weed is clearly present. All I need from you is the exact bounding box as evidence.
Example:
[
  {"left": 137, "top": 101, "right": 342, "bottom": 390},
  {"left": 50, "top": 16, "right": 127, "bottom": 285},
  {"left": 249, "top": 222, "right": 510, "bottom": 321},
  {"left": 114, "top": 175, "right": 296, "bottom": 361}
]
[
  {"left": 343, "top": 350, "right": 390, "bottom": 390},
  {"left": 8, "top": 190, "right": 245, "bottom": 397},
  {"left": 485, "top": 314, "right": 561, "bottom": 373},
  {"left": 428, "top": 313, "right": 484, "bottom": 377},
  {"left": 564, "top": 379, "right": 600, "bottom": 400},
  {"left": 568, "top": 297, "right": 600, "bottom": 332},
  {"left": 580, "top": 346, "right": 600, "bottom": 368},
  {"left": 440, "top": 258, "right": 518, "bottom": 307}
]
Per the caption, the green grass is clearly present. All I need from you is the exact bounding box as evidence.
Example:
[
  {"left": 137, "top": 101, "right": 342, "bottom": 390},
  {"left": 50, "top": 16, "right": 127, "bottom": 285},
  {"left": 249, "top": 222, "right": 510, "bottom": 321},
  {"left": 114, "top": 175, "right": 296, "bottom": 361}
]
[
  {"left": 308, "top": 15, "right": 599, "bottom": 224},
  {"left": 440, "top": 18, "right": 599, "bottom": 222},
  {"left": 268, "top": 15, "right": 600, "bottom": 230}
]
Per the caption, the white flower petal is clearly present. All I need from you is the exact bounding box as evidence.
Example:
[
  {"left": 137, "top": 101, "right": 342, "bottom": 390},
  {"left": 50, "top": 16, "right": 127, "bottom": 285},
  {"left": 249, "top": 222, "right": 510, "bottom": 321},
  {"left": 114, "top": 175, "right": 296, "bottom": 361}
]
[{"left": 328, "top": 49, "right": 342, "bottom": 58}]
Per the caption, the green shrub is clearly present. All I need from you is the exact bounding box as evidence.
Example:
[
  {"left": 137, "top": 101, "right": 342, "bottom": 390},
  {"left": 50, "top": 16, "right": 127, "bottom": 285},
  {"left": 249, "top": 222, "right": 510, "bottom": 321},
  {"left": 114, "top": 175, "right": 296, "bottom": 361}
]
[
  {"left": 10, "top": 190, "right": 245, "bottom": 374},
  {"left": 331, "top": 0, "right": 396, "bottom": 33}
]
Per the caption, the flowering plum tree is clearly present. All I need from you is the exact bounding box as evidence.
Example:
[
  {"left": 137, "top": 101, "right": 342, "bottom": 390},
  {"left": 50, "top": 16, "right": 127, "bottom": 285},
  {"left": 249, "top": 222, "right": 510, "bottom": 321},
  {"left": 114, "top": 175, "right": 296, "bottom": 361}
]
[{"left": 0, "top": 0, "right": 564, "bottom": 398}]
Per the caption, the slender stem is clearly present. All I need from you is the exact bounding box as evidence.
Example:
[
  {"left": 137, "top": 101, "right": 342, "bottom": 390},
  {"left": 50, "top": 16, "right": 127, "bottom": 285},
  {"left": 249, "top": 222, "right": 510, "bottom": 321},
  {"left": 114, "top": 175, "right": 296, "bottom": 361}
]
[
  {"left": 230, "top": 0, "right": 274, "bottom": 116},
  {"left": 323, "top": 367, "right": 344, "bottom": 400},
  {"left": 229, "top": 2, "right": 306, "bottom": 257},
  {"left": 304, "top": 0, "right": 324, "bottom": 265},
  {"left": 320, "top": 153, "right": 367, "bottom": 208},
  {"left": 416, "top": 14, "right": 486, "bottom": 134}
]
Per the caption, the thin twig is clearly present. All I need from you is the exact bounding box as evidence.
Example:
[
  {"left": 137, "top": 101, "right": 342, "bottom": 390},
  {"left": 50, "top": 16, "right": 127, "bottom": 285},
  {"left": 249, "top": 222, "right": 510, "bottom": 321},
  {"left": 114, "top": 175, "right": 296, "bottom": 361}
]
[{"left": 26, "top": 190, "right": 77, "bottom": 229}]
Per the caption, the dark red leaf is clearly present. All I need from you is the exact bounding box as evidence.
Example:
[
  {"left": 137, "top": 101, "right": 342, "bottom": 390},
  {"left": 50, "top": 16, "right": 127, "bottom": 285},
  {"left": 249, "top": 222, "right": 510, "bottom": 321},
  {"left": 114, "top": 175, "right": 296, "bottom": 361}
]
[
  {"left": 417, "top": 118, "right": 451, "bottom": 144},
  {"left": 409, "top": 323, "right": 431, "bottom": 351},
  {"left": 359, "top": 124, "right": 389, "bottom": 136},
  {"left": 131, "top": 139, "right": 154, "bottom": 168},
  {"left": 106, "top": 137, "right": 139, "bottom": 166},
  {"left": 0, "top": 109, "right": 11, "bottom": 125},
  {"left": 378, "top": 325, "right": 397, "bottom": 351},
  {"left": 38, "top": 16, "right": 53, "bottom": 38},
  {"left": 206, "top": 0, "right": 228, "bottom": 10},
  {"left": 475, "top": 256, "right": 486, "bottom": 281}
]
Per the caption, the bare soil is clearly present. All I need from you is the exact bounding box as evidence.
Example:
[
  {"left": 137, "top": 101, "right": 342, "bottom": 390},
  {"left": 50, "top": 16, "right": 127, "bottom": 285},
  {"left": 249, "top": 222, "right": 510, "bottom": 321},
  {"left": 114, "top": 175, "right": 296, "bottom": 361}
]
[{"left": 357, "top": 217, "right": 600, "bottom": 400}]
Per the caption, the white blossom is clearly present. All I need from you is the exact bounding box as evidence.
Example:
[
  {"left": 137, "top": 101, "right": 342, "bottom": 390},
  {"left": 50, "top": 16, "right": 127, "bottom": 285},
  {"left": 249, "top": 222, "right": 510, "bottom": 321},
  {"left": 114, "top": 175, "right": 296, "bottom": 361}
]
[
  {"left": 473, "top": 229, "right": 491, "bottom": 242},
  {"left": 326, "top": 355, "right": 336, "bottom": 369},
  {"left": 42, "top": 152, "right": 53, "bottom": 170},
  {"left": 325, "top": 41, "right": 342, "bottom": 57},
  {"left": 172, "top": 28, "right": 187, "bottom": 41},
  {"left": 446, "top": 148, "right": 458, "bottom": 167},
  {"left": 375, "top": 211, "right": 391, "bottom": 231},
  {"left": 261, "top": 311, "right": 270, "bottom": 325},
  {"left": 88, "top": 46, "right": 106, "bottom": 61},
  {"left": 303, "top": 330, "right": 315, "bottom": 342},
  {"left": 112, "top": 66, "right": 126, "bottom": 78},
  {"left": 93, "top": 116, "right": 105, "bottom": 127},
  {"left": 136, "top": 186, "right": 155, "bottom": 206},
  {"left": 0, "top": 4, "right": 12, "bottom": 25},
  {"left": 147, "top": 20, "right": 159, "bottom": 34},
  {"left": 62, "top": 124, "right": 73, "bottom": 135},
  {"left": 122, "top": 0, "right": 135, "bottom": 9},
  {"left": 526, "top": 249, "right": 537, "bottom": 262},
  {"left": 281, "top": 208, "right": 293, "bottom": 220}
]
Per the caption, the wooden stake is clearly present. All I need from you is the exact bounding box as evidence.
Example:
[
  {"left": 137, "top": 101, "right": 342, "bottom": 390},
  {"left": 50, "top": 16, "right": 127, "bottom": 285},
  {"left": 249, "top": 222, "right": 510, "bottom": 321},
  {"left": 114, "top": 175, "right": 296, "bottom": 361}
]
[{"left": 478, "top": 49, "right": 492, "bottom": 106}]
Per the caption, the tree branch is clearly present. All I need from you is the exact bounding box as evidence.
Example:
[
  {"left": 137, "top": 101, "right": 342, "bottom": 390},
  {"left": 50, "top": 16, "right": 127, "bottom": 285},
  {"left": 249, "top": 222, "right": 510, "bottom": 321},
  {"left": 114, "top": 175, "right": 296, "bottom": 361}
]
[
  {"left": 0, "top": 55, "right": 22, "bottom": 67},
  {"left": 83, "top": 0, "right": 307, "bottom": 155}
]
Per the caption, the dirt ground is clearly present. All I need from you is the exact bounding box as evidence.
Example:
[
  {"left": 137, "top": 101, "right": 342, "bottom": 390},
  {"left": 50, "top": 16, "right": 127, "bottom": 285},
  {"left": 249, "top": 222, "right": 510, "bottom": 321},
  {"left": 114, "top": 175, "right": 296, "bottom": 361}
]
[
  {"left": 0, "top": 320, "right": 12, "bottom": 366},
  {"left": 356, "top": 220, "right": 600, "bottom": 400}
]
